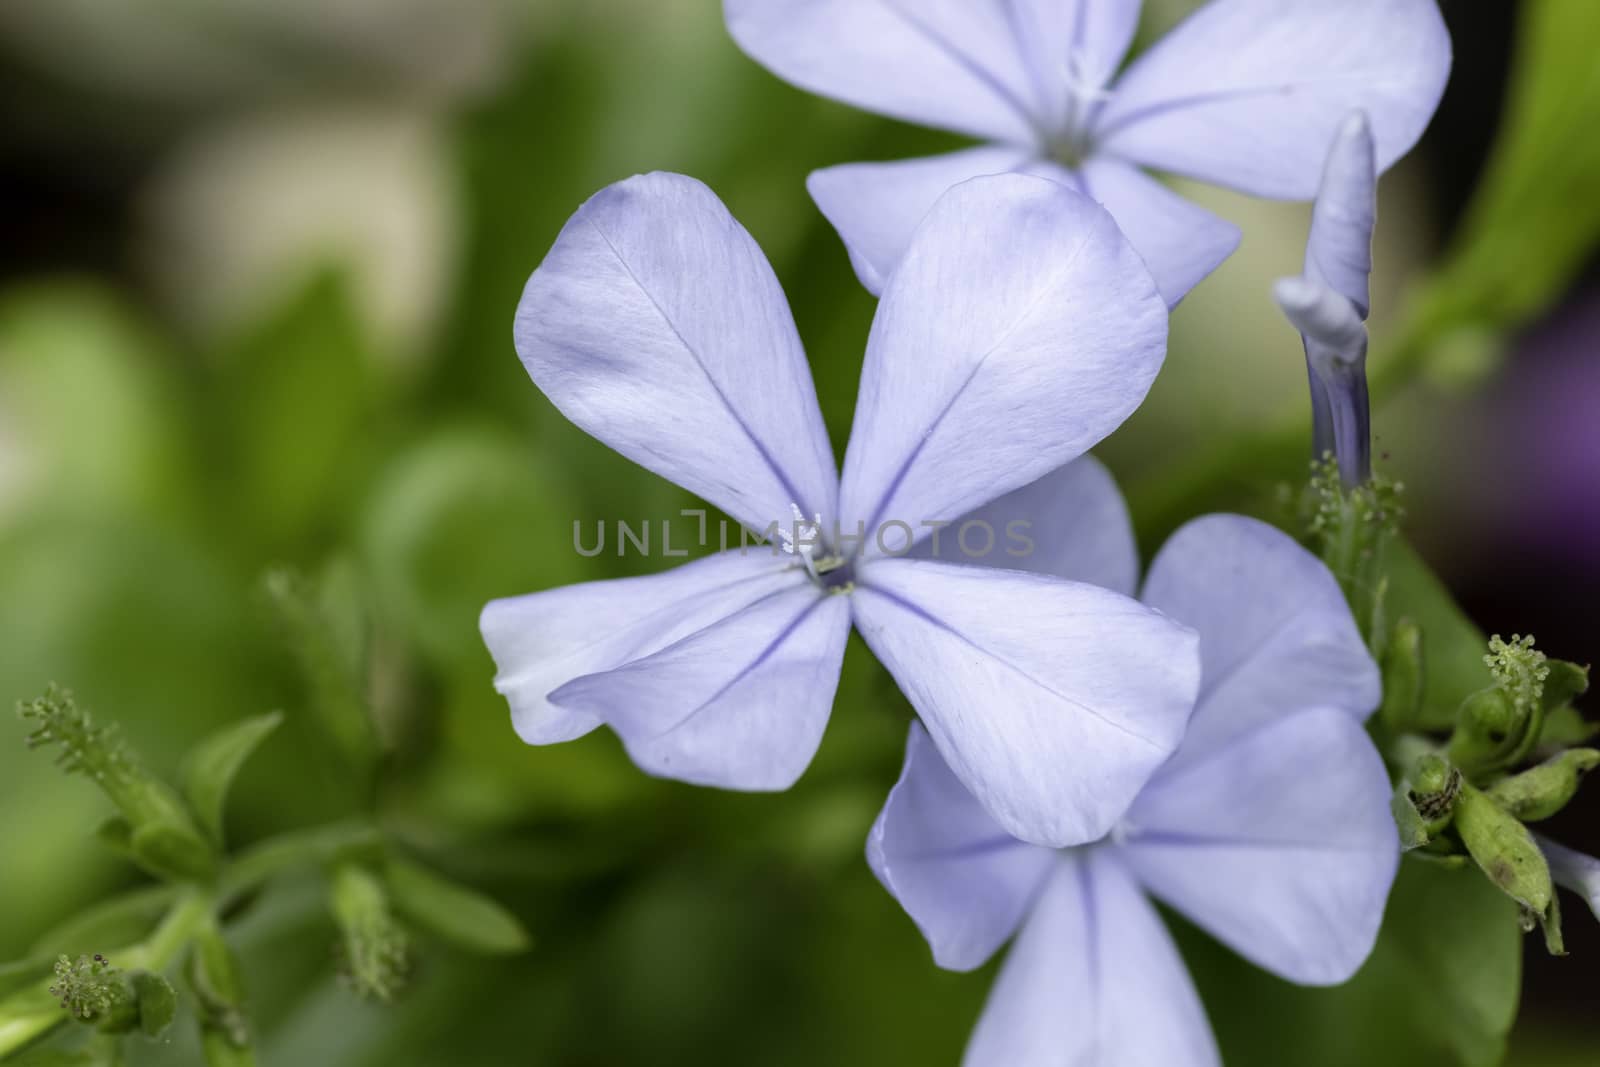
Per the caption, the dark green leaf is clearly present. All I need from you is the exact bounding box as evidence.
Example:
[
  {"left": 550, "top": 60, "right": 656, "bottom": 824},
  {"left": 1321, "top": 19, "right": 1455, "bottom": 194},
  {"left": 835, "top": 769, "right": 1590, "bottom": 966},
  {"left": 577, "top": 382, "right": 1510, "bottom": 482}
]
[
  {"left": 1383, "top": 540, "right": 1488, "bottom": 731},
  {"left": 179, "top": 712, "right": 284, "bottom": 844}
]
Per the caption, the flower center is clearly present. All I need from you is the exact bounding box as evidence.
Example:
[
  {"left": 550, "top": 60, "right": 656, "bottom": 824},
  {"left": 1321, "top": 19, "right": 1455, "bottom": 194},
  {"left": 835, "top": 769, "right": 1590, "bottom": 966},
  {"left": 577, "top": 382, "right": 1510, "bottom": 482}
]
[
  {"left": 779, "top": 504, "right": 855, "bottom": 594},
  {"left": 1046, "top": 48, "right": 1110, "bottom": 167}
]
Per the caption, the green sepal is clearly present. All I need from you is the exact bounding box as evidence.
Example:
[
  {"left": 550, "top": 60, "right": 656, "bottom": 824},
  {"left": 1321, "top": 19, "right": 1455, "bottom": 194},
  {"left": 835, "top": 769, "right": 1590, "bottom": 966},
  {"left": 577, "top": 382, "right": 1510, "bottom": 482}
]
[
  {"left": 1454, "top": 783, "right": 1554, "bottom": 914},
  {"left": 131, "top": 972, "right": 177, "bottom": 1038},
  {"left": 330, "top": 865, "right": 409, "bottom": 1003},
  {"left": 1536, "top": 887, "right": 1566, "bottom": 957},
  {"left": 129, "top": 821, "right": 217, "bottom": 884},
  {"left": 1378, "top": 618, "right": 1426, "bottom": 734},
  {"left": 1540, "top": 658, "right": 1590, "bottom": 712},
  {"left": 179, "top": 712, "right": 284, "bottom": 845},
  {"left": 1537, "top": 704, "right": 1597, "bottom": 749},
  {"left": 1391, "top": 786, "right": 1431, "bottom": 851},
  {"left": 385, "top": 858, "right": 531, "bottom": 956},
  {"left": 1486, "top": 748, "right": 1600, "bottom": 822},
  {"left": 1448, "top": 687, "right": 1534, "bottom": 777},
  {"left": 186, "top": 924, "right": 250, "bottom": 1051}
]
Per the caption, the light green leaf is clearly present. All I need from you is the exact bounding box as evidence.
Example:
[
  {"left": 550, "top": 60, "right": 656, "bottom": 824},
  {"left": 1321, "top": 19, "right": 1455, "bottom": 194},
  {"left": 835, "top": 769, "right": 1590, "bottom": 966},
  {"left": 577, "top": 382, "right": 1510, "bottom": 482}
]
[
  {"left": 1383, "top": 540, "right": 1488, "bottom": 731},
  {"left": 385, "top": 857, "right": 530, "bottom": 956},
  {"left": 179, "top": 712, "right": 284, "bottom": 845}
]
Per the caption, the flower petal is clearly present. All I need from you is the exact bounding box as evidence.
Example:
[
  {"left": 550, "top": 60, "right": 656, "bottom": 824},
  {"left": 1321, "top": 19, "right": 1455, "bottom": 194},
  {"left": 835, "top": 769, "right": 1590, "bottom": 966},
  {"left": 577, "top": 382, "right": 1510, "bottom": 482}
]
[
  {"left": 1094, "top": 0, "right": 1452, "bottom": 198},
  {"left": 807, "top": 146, "right": 1035, "bottom": 296},
  {"left": 1535, "top": 835, "right": 1600, "bottom": 922},
  {"left": 515, "top": 172, "right": 838, "bottom": 532},
  {"left": 1305, "top": 112, "right": 1378, "bottom": 318},
  {"left": 1141, "top": 514, "right": 1379, "bottom": 774},
  {"left": 550, "top": 583, "right": 850, "bottom": 791},
  {"left": 1122, "top": 707, "right": 1399, "bottom": 985},
  {"left": 724, "top": 0, "right": 1044, "bottom": 143},
  {"left": 868, "top": 723, "right": 1055, "bottom": 972},
  {"left": 965, "top": 849, "right": 1219, "bottom": 1067},
  {"left": 481, "top": 551, "right": 802, "bottom": 745},
  {"left": 851, "top": 558, "right": 1199, "bottom": 847},
  {"left": 1012, "top": 0, "right": 1144, "bottom": 115},
  {"left": 1079, "top": 156, "right": 1240, "bottom": 307},
  {"left": 837, "top": 174, "right": 1167, "bottom": 544},
  {"left": 911, "top": 456, "right": 1139, "bottom": 597}
]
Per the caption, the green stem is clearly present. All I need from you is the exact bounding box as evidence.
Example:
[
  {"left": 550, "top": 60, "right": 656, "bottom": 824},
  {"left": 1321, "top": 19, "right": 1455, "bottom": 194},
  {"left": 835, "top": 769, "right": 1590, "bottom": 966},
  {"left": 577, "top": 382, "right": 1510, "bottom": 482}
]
[{"left": 1129, "top": 303, "right": 1439, "bottom": 542}]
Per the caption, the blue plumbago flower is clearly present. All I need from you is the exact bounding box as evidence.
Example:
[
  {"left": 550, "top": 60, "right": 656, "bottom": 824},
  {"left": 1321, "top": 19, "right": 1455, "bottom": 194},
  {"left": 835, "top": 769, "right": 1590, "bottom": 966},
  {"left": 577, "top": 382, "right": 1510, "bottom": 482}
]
[
  {"left": 1536, "top": 836, "right": 1600, "bottom": 922},
  {"left": 725, "top": 0, "right": 1451, "bottom": 308},
  {"left": 483, "top": 171, "right": 1200, "bottom": 847},
  {"left": 869, "top": 462, "right": 1395, "bottom": 1064},
  {"left": 1275, "top": 113, "right": 1378, "bottom": 486}
]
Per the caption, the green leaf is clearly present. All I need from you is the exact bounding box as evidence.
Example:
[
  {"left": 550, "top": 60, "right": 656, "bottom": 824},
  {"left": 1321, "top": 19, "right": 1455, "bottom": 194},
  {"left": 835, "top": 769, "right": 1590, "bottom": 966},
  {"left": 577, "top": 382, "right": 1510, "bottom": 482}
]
[
  {"left": 1180, "top": 860, "right": 1520, "bottom": 1067},
  {"left": 385, "top": 857, "right": 530, "bottom": 956},
  {"left": 179, "top": 712, "right": 284, "bottom": 845},
  {"left": 1383, "top": 540, "right": 1488, "bottom": 731},
  {"left": 1539, "top": 704, "right": 1597, "bottom": 749},
  {"left": 1418, "top": 0, "right": 1600, "bottom": 347},
  {"left": 132, "top": 971, "right": 178, "bottom": 1038},
  {"left": 1541, "top": 659, "right": 1590, "bottom": 713},
  {"left": 1392, "top": 785, "right": 1431, "bottom": 851},
  {"left": 1487, "top": 749, "right": 1600, "bottom": 822}
]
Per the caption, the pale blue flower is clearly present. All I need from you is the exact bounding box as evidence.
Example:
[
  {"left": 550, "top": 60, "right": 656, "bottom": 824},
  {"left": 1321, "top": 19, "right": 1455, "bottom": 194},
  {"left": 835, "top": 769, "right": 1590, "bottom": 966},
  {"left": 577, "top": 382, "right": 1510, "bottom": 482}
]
[
  {"left": 726, "top": 0, "right": 1451, "bottom": 307},
  {"left": 483, "top": 171, "right": 1200, "bottom": 847},
  {"left": 869, "top": 462, "right": 1396, "bottom": 1065},
  {"left": 1275, "top": 112, "right": 1379, "bottom": 484}
]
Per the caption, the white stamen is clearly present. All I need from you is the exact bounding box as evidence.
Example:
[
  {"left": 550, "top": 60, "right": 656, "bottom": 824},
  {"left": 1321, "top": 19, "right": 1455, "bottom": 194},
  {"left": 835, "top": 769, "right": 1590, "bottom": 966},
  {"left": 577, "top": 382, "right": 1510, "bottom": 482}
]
[{"left": 778, "top": 503, "right": 824, "bottom": 581}]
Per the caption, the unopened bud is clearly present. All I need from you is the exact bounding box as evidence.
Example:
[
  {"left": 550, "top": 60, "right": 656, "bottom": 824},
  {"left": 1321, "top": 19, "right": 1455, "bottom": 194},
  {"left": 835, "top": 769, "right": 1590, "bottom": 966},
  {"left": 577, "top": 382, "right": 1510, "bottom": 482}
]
[
  {"left": 1449, "top": 687, "right": 1532, "bottom": 775},
  {"left": 1454, "top": 784, "right": 1554, "bottom": 915},
  {"left": 1378, "top": 619, "right": 1426, "bottom": 734},
  {"left": 1487, "top": 749, "right": 1600, "bottom": 822}
]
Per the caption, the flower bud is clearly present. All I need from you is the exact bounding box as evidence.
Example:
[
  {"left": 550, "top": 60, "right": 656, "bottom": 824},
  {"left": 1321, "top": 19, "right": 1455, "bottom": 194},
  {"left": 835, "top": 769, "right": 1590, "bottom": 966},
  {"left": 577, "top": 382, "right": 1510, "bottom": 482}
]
[
  {"left": 1378, "top": 618, "right": 1426, "bottom": 733},
  {"left": 1487, "top": 749, "right": 1600, "bottom": 822},
  {"left": 1448, "top": 687, "right": 1532, "bottom": 775},
  {"left": 1454, "top": 783, "right": 1554, "bottom": 915}
]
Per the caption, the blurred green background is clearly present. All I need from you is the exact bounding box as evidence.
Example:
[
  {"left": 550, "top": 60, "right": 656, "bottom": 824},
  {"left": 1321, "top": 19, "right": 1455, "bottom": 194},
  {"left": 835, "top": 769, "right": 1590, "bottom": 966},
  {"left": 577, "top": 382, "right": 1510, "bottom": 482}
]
[{"left": 2, "top": 0, "right": 1598, "bottom": 1063}]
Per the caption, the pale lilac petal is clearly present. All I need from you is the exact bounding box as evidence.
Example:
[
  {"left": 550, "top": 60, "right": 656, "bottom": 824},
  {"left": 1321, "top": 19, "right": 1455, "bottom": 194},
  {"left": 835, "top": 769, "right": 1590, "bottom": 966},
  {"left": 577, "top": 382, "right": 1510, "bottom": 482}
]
[
  {"left": 911, "top": 456, "right": 1138, "bottom": 597},
  {"left": 549, "top": 584, "right": 849, "bottom": 791},
  {"left": 724, "top": 0, "right": 1044, "bottom": 144},
  {"left": 1141, "top": 514, "right": 1379, "bottom": 774},
  {"left": 1536, "top": 836, "right": 1600, "bottom": 922},
  {"left": 965, "top": 849, "right": 1219, "bottom": 1067},
  {"left": 1080, "top": 156, "right": 1241, "bottom": 307},
  {"left": 1305, "top": 112, "right": 1378, "bottom": 317},
  {"left": 481, "top": 551, "right": 801, "bottom": 745},
  {"left": 1122, "top": 707, "right": 1399, "bottom": 985},
  {"left": 807, "top": 146, "right": 1035, "bottom": 296},
  {"left": 868, "top": 724, "right": 1055, "bottom": 971},
  {"left": 838, "top": 174, "right": 1166, "bottom": 544},
  {"left": 514, "top": 173, "right": 837, "bottom": 533},
  {"left": 1004, "top": 0, "right": 1144, "bottom": 134},
  {"left": 1095, "top": 0, "right": 1452, "bottom": 198},
  {"left": 851, "top": 558, "right": 1199, "bottom": 847}
]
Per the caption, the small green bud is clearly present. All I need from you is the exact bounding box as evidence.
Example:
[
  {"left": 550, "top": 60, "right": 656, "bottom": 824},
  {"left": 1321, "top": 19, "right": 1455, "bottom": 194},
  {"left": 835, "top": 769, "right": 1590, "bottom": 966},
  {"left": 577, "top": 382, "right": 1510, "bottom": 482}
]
[
  {"left": 1407, "top": 754, "right": 1461, "bottom": 832},
  {"left": 330, "top": 865, "right": 409, "bottom": 1003},
  {"left": 187, "top": 923, "right": 250, "bottom": 1051},
  {"left": 48, "top": 955, "right": 131, "bottom": 1028},
  {"left": 17, "top": 687, "right": 215, "bottom": 881},
  {"left": 1378, "top": 618, "right": 1426, "bottom": 733},
  {"left": 1455, "top": 783, "right": 1554, "bottom": 915},
  {"left": 1448, "top": 687, "right": 1533, "bottom": 776},
  {"left": 1487, "top": 749, "right": 1600, "bottom": 822}
]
